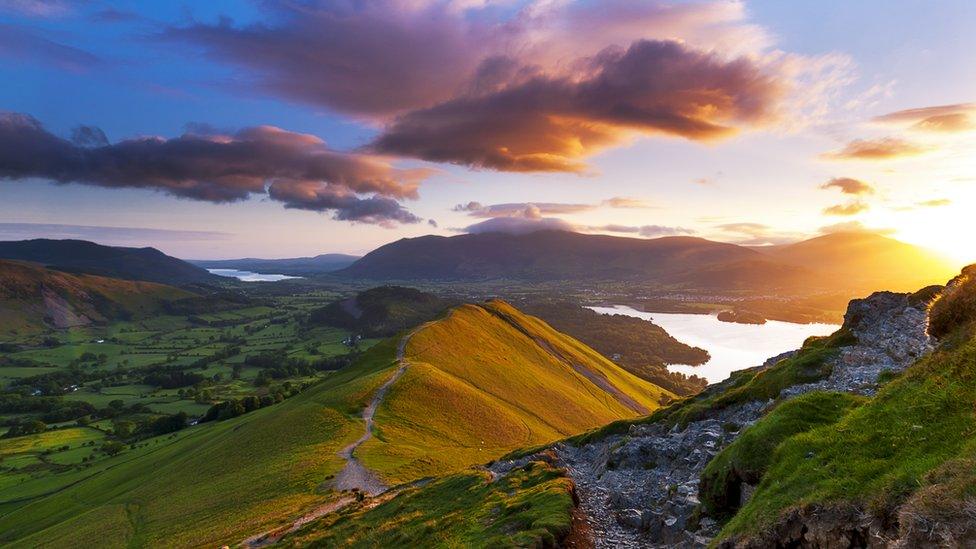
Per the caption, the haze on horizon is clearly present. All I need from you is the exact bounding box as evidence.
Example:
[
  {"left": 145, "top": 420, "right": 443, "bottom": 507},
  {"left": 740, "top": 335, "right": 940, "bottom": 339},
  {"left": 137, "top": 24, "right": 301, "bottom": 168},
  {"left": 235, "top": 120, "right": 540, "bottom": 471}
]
[{"left": 1, "top": 0, "right": 974, "bottom": 264}]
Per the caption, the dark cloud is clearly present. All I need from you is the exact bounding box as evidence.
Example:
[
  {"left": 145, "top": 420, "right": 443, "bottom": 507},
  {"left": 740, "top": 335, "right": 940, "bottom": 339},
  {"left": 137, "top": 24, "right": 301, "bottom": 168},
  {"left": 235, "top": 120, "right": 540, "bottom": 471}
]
[
  {"left": 373, "top": 40, "right": 785, "bottom": 172},
  {"left": 0, "top": 112, "right": 428, "bottom": 225},
  {"left": 822, "top": 137, "right": 929, "bottom": 161},
  {"left": 823, "top": 201, "right": 869, "bottom": 216},
  {"left": 427, "top": 219, "right": 438, "bottom": 228},
  {"left": 463, "top": 216, "right": 575, "bottom": 235},
  {"left": 873, "top": 103, "right": 975, "bottom": 133},
  {"left": 0, "top": 24, "right": 101, "bottom": 72},
  {"left": 162, "top": 3, "right": 490, "bottom": 117},
  {"left": 820, "top": 177, "right": 874, "bottom": 195}
]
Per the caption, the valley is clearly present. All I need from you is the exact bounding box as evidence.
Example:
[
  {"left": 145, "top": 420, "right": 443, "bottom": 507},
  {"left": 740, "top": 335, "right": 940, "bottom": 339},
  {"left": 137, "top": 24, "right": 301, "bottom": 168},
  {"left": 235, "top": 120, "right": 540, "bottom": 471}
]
[{"left": 0, "top": 236, "right": 967, "bottom": 548}]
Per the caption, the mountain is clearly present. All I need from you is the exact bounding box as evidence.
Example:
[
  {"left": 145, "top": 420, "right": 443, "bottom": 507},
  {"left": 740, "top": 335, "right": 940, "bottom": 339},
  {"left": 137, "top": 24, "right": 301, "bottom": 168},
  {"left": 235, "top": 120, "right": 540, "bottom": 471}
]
[
  {"left": 0, "top": 300, "right": 670, "bottom": 547},
  {"left": 190, "top": 253, "right": 360, "bottom": 275},
  {"left": 309, "top": 285, "right": 456, "bottom": 337},
  {"left": 0, "top": 260, "right": 195, "bottom": 337},
  {"left": 0, "top": 239, "right": 217, "bottom": 285},
  {"left": 757, "top": 231, "right": 958, "bottom": 292},
  {"left": 447, "top": 269, "right": 974, "bottom": 547},
  {"left": 339, "top": 230, "right": 794, "bottom": 286}
]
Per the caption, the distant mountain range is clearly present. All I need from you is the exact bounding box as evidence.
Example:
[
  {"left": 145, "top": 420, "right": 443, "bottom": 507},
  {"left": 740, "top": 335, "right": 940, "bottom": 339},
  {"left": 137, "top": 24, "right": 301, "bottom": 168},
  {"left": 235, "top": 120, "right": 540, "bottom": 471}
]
[
  {"left": 0, "top": 239, "right": 217, "bottom": 285},
  {"left": 337, "top": 230, "right": 957, "bottom": 292},
  {"left": 189, "top": 253, "right": 360, "bottom": 275}
]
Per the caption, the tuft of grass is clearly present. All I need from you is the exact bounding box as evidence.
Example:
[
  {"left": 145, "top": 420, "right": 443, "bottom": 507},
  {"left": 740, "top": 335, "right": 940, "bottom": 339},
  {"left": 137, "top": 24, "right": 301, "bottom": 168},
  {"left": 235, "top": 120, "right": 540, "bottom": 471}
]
[
  {"left": 699, "top": 391, "right": 865, "bottom": 520},
  {"left": 929, "top": 265, "right": 976, "bottom": 339},
  {"left": 283, "top": 461, "right": 575, "bottom": 548},
  {"left": 716, "top": 327, "right": 976, "bottom": 543}
]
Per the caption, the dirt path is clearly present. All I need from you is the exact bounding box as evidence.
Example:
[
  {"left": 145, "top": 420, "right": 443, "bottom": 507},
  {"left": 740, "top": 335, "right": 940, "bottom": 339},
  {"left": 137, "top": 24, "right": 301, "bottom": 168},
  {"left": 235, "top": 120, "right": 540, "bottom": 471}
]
[{"left": 332, "top": 326, "right": 422, "bottom": 495}]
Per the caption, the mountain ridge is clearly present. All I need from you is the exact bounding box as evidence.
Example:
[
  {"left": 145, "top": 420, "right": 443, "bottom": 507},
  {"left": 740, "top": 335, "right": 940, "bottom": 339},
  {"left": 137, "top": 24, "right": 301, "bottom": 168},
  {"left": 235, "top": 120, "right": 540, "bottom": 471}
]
[{"left": 0, "top": 239, "right": 217, "bottom": 285}]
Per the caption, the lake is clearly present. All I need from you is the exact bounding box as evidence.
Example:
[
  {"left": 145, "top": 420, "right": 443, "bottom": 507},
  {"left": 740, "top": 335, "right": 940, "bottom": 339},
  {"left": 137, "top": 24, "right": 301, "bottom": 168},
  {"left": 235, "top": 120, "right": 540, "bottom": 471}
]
[
  {"left": 588, "top": 305, "right": 839, "bottom": 384},
  {"left": 207, "top": 269, "right": 302, "bottom": 282}
]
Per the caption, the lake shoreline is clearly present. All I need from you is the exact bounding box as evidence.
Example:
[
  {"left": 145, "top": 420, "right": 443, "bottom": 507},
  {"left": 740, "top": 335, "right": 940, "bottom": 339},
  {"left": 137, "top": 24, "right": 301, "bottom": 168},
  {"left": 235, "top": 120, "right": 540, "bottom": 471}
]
[{"left": 588, "top": 305, "right": 839, "bottom": 384}]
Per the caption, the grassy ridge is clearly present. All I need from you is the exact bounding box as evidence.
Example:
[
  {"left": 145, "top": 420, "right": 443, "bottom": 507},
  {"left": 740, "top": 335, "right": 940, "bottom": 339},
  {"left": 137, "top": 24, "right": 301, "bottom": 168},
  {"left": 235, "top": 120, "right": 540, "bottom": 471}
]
[
  {"left": 359, "top": 300, "right": 673, "bottom": 484},
  {"left": 715, "top": 272, "right": 976, "bottom": 545},
  {"left": 282, "top": 461, "right": 576, "bottom": 548},
  {"left": 0, "top": 339, "right": 400, "bottom": 547}
]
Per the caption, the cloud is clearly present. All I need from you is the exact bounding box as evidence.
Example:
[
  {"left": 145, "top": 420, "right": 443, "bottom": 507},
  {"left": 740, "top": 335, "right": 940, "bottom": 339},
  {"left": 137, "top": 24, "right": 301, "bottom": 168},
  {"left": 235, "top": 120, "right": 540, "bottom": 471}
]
[
  {"left": 0, "top": 223, "right": 227, "bottom": 244},
  {"left": 873, "top": 103, "right": 975, "bottom": 133},
  {"left": 917, "top": 198, "right": 951, "bottom": 207},
  {"left": 162, "top": 0, "right": 776, "bottom": 119},
  {"left": 454, "top": 201, "right": 595, "bottom": 218},
  {"left": 462, "top": 216, "right": 575, "bottom": 235},
  {"left": 372, "top": 39, "right": 786, "bottom": 172},
  {"left": 0, "top": 0, "right": 74, "bottom": 18},
  {"left": 0, "top": 112, "right": 429, "bottom": 225},
  {"left": 163, "top": 1, "right": 846, "bottom": 173},
  {"left": 821, "top": 137, "right": 929, "bottom": 161},
  {"left": 601, "top": 197, "right": 654, "bottom": 209},
  {"left": 715, "top": 222, "right": 803, "bottom": 245},
  {"left": 590, "top": 224, "right": 695, "bottom": 237},
  {"left": 820, "top": 177, "right": 874, "bottom": 195},
  {"left": 454, "top": 197, "right": 654, "bottom": 218},
  {"left": 823, "top": 201, "right": 869, "bottom": 216},
  {"left": 0, "top": 24, "right": 101, "bottom": 72},
  {"left": 818, "top": 220, "right": 894, "bottom": 235},
  {"left": 428, "top": 219, "right": 438, "bottom": 228}
]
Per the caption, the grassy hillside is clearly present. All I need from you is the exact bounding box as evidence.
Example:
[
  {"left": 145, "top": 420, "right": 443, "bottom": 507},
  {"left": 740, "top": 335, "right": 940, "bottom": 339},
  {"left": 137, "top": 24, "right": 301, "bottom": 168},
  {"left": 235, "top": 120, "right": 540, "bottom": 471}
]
[
  {"left": 0, "top": 300, "right": 667, "bottom": 546},
  {"left": 359, "top": 300, "right": 673, "bottom": 484},
  {"left": 0, "top": 339, "right": 400, "bottom": 547},
  {"left": 713, "top": 266, "right": 976, "bottom": 546},
  {"left": 521, "top": 300, "right": 708, "bottom": 395},
  {"left": 282, "top": 460, "right": 576, "bottom": 548},
  {"left": 0, "top": 239, "right": 217, "bottom": 285},
  {"left": 309, "top": 285, "right": 454, "bottom": 337},
  {"left": 0, "top": 260, "right": 194, "bottom": 338}
]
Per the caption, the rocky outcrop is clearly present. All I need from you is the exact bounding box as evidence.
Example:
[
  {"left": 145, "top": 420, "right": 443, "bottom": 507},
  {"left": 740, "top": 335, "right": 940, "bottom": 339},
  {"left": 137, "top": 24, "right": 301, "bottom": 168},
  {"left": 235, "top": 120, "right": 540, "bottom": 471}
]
[
  {"left": 490, "top": 290, "right": 935, "bottom": 548},
  {"left": 782, "top": 291, "right": 932, "bottom": 398}
]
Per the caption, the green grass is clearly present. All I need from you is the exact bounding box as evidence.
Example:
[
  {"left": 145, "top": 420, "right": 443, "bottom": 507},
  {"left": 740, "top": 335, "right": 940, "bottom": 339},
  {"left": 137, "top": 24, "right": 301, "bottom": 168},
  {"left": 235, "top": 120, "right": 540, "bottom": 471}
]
[
  {"left": 716, "top": 329, "right": 976, "bottom": 543},
  {"left": 283, "top": 461, "right": 576, "bottom": 548},
  {"left": 359, "top": 300, "right": 673, "bottom": 485},
  {"left": 0, "top": 339, "right": 401, "bottom": 548},
  {"left": 556, "top": 325, "right": 857, "bottom": 451},
  {"left": 698, "top": 391, "right": 865, "bottom": 520}
]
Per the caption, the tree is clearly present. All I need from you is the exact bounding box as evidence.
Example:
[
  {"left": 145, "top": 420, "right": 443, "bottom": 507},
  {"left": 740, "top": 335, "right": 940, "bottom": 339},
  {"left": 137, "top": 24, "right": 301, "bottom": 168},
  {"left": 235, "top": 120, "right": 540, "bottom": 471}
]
[
  {"left": 113, "top": 420, "right": 136, "bottom": 439},
  {"left": 101, "top": 440, "right": 125, "bottom": 456}
]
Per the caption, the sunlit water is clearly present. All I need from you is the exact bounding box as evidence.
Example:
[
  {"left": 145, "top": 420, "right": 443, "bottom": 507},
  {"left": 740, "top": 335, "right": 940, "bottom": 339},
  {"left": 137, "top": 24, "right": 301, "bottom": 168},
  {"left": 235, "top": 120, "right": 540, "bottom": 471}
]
[
  {"left": 207, "top": 268, "right": 302, "bottom": 282},
  {"left": 588, "top": 305, "right": 839, "bottom": 384}
]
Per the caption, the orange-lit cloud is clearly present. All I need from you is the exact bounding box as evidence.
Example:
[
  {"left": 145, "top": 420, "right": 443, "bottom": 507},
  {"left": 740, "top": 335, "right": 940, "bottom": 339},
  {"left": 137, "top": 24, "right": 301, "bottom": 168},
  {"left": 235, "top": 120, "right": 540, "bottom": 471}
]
[
  {"left": 818, "top": 220, "right": 894, "bottom": 235},
  {"left": 918, "top": 198, "right": 952, "bottom": 207},
  {"left": 873, "top": 103, "right": 975, "bottom": 133},
  {"left": 601, "top": 197, "right": 655, "bottom": 209},
  {"left": 373, "top": 40, "right": 785, "bottom": 172},
  {"left": 821, "top": 137, "right": 929, "bottom": 161},
  {"left": 823, "top": 201, "right": 869, "bottom": 216},
  {"left": 820, "top": 177, "right": 874, "bottom": 195}
]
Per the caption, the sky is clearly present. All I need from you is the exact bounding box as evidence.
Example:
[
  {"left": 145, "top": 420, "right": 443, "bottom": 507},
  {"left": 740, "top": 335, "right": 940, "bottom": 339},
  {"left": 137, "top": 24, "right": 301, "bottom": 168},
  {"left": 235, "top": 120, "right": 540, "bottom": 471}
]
[{"left": 0, "top": 0, "right": 974, "bottom": 262}]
